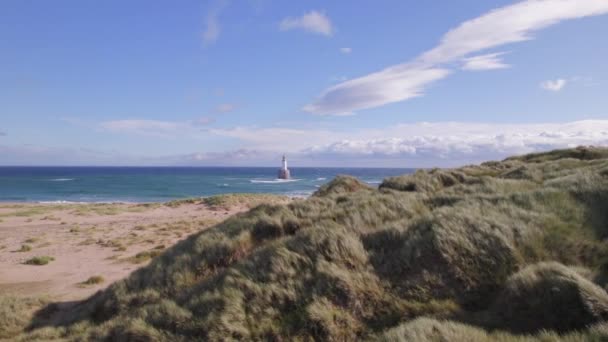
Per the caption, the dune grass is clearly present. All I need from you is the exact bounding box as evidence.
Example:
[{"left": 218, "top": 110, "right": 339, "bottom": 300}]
[
  {"left": 7, "top": 146, "right": 608, "bottom": 341},
  {"left": 24, "top": 256, "right": 54, "bottom": 265},
  {"left": 80, "top": 276, "right": 105, "bottom": 286},
  {"left": 0, "top": 296, "right": 48, "bottom": 340},
  {"left": 15, "top": 244, "right": 32, "bottom": 253},
  {"left": 126, "top": 249, "right": 163, "bottom": 264}
]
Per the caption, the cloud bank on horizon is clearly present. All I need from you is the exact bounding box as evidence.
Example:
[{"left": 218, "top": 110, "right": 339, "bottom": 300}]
[
  {"left": 198, "top": 120, "right": 608, "bottom": 166},
  {"left": 304, "top": 0, "right": 608, "bottom": 115},
  {"left": 10, "top": 119, "right": 605, "bottom": 167}
]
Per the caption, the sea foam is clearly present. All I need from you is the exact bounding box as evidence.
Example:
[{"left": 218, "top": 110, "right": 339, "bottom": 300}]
[{"left": 250, "top": 179, "right": 301, "bottom": 184}]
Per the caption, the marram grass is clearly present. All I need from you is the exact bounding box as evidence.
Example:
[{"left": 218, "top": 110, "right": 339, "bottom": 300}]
[{"left": 6, "top": 146, "right": 608, "bottom": 341}]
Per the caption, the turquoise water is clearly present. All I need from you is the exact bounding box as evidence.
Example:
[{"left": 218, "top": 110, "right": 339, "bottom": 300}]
[{"left": 0, "top": 167, "right": 414, "bottom": 203}]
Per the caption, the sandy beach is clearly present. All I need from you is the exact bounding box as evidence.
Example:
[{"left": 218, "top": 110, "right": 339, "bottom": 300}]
[{"left": 0, "top": 195, "right": 289, "bottom": 301}]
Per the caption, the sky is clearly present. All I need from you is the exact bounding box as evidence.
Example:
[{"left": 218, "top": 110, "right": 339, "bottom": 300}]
[{"left": 1, "top": 0, "right": 608, "bottom": 167}]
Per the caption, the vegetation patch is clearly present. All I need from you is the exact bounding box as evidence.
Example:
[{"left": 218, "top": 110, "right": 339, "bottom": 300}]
[
  {"left": 15, "top": 244, "right": 32, "bottom": 252},
  {"left": 12, "top": 147, "right": 608, "bottom": 341},
  {"left": 126, "top": 250, "right": 163, "bottom": 264},
  {"left": 0, "top": 295, "right": 47, "bottom": 339},
  {"left": 203, "top": 193, "right": 291, "bottom": 210},
  {"left": 80, "top": 276, "right": 105, "bottom": 286},
  {"left": 24, "top": 256, "right": 54, "bottom": 265}
]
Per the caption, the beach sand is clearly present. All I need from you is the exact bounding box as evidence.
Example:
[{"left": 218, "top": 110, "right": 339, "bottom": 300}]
[{"left": 0, "top": 196, "right": 289, "bottom": 301}]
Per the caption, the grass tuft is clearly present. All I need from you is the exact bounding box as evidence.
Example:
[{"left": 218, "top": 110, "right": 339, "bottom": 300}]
[
  {"left": 81, "top": 276, "right": 105, "bottom": 285},
  {"left": 24, "top": 256, "right": 54, "bottom": 265},
  {"left": 16, "top": 244, "right": 32, "bottom": 252}
]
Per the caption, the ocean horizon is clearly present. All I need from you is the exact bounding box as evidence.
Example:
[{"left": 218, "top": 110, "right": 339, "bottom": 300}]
[{"left": 0, "top": 166, "right": 414, "bottom": 203}]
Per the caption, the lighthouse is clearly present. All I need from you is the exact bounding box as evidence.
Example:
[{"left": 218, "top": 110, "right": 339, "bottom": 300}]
[{"left": 277, "top": 155, "right": 291, "bottom": 179}]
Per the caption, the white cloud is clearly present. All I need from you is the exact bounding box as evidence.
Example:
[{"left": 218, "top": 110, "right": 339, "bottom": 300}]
[
  {"left": 461, "top": 52, "right": 510, "bottom": 71},
  {"left": 203, "top": 0, "right": 228, "bottom": 46},
  {"left": 279, "top": 11, "right": 333, "bottom": 36},
  {"left": 303, "top": 66, "right": 450, "bottom": 115},
  {"left": 308, "top": 120, "right": 608, "bottom": 161},
  {"left": 541, "top": 78, "right": 567, "bottom": 91},
  {"left": 206, "top": 120, "right": 608, "bottom": 166},
  {"left": 340, "top": 47, "right": 352, "bottom": 54},
  {"left": 306, "top": 0, "right": 608, "bottom": 115}
]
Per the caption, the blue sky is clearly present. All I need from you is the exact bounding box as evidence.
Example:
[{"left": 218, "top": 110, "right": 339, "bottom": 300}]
[{"left": 1, "top": 0, "right": 608, "bottom": 167}]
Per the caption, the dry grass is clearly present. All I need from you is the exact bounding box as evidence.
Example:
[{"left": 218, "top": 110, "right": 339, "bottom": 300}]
[
  {"left": 0, "top": 296, "right": 48, "bottom": 340},
  {"left": 126, "top": 250, "right": 163, "bottom": 264}
]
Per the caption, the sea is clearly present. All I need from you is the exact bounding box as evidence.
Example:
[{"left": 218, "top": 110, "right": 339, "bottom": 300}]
[{"left": 0, "top": 167, "right": 414, "bottom": 203}]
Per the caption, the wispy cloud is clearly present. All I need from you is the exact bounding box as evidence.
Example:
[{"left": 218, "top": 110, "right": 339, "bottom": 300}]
[
  {"left": 340, "top": 47, "right": 352, "bottom": 54},
  {"left": 541, "top": 78, "right": 567, "bottom": 91},
  {"left": 305, "top": 0, "right": 608, "bottom": 115},
  {"left": 209, "top": 126, "right": 339, "bottom": 151},
  {"left": 279, "top": 10, "right": 333, "bottom": 36},
  {"left": 203, "top": 0, "right": 229, "bottom": 46},
  {"left": 100, "top": 118, "right": 214, "bottom": 138},
  {"left": 186, "top": 148, "right": 267, "bottom": 163},
  {"left": 215, "top": 103, "right": 236, "bottom": 113},
  {"left": 196, "top": 117, "right": 216, "bottom": 125},
  {"left": 0, "top": 144, "right": 148, "bottom": 166},
  {"left": 461, "top": 52, "right": 510, "bottom": 71},
  {"left": 303, "top": 67, "right": 450, "bottom": 116},
  {"left": 100, "top": 120, "right": 187, "bottom": 138}
]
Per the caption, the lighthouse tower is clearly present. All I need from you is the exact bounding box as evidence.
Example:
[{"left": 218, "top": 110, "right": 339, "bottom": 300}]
[{"left": 277, "top": 155, "right": 291, "bottom": 179}]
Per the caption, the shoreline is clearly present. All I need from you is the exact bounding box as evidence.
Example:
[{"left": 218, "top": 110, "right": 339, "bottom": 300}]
[{"left": 0, "top": 192, "right": 311, "bottom": 206}]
